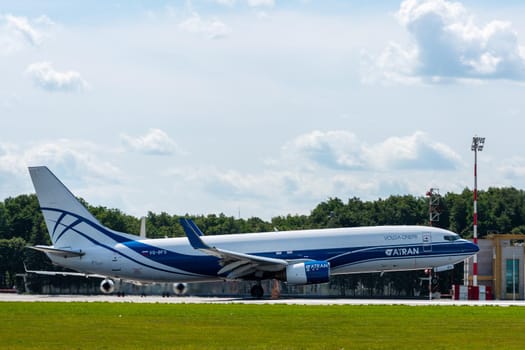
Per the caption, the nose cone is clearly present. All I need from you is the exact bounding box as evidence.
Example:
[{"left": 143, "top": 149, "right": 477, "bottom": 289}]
[{"left": 464, "top": 240, "right": 480, "bottom": 254}]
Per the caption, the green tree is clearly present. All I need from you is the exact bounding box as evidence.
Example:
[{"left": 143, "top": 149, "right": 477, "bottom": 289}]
[
  {"left": 381, "top": 195, "right": 427, "bottom": 225},
  {"left": 309, "top": 197, "right": 345, "bottom": 228},
  {"left": 146, "top": 211, "right": 180, "bottom": 238},
  {"left": 89, "top": 206, "right": 140, "bottom": 234},
  {"left": 271, "top": 214, "right": 310, "bottom": 231},
  {"left": 242, "top": 217, "right": 272, "bottom": 233},
  {"left": 0, "top": 237, "right": 27, "bottom": 287},
  {"left": 2, "top": 195, "right": 39, "bottom": 241},
  {"left": 0, "top": 201, "right": 7, "bottom": 238},
  {"left": 444, "top": 190, "right": 471, "bottom": 237}
]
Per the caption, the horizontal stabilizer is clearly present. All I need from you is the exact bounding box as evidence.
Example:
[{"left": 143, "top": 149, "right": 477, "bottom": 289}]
[
  {"left": 29, "top": 245, "right": 85, "bottom": 258},
  {"left": 24, "top": 263, "right": 105, "bottom": 278},
  {"left": 25, "top": 269, "right": 105, "bottom": 278}
]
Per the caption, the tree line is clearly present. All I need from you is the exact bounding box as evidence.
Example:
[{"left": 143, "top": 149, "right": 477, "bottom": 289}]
[{"left": 2, "top": 187, "right": 525, "bottom": 290}]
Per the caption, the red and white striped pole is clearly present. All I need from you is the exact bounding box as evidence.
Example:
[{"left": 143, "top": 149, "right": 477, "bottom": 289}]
[{"left": 471, "top": 136, "right": 485, "bottom": 287}]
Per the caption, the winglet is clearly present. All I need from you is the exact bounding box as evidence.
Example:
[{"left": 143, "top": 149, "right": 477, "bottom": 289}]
[
  {"left": 179, "top": 218, "right": 210, "bottom": 250},
  {"left": 188, "top": 219, "right": 204, "bottom": 236}
]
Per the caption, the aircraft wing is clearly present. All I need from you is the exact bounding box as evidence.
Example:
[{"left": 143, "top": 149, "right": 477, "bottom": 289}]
[{"left": 180, "top": 218, "right": 288, "bottom": 279}]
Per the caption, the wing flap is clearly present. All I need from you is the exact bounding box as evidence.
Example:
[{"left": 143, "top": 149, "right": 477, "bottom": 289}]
[
  {"left": 217, "top": 260, "right": 251, "bottom": 275},
  {"left": 227, "top": 265, "right": 257, "bottom": 279}
]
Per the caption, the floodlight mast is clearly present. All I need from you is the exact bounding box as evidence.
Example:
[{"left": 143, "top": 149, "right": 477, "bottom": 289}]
[{"left": 471, "top": 136, "right": 485, "bottom": 287}]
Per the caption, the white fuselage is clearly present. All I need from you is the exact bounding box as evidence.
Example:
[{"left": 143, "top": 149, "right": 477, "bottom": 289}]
[{"left": 48, "top": 225, "right": 478, "bottom": 283}]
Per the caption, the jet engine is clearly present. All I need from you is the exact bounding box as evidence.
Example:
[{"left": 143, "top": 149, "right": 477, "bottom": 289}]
[
  {"left": 278, "top": 261, "right": 330, "bottom": 285},
  {"left": 173, "top": 282, "right": 188, "bottom": 295},
  {"left": 100, "top": 278, "right": 115, "bottom": 294}
]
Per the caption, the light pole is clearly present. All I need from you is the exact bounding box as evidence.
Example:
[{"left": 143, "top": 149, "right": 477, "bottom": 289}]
[{"left": 471, "top": 136, "right": 485, "bottom": 287}]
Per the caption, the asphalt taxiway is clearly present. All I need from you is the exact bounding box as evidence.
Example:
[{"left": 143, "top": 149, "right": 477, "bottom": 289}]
[{"left": 1, "top": 293, "right": 525, "bottom": 306}]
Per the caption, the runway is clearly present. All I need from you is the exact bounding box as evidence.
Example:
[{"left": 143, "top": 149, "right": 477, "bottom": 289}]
[{"left": 2, "top": 293, "right": 525, "bottom": 306}]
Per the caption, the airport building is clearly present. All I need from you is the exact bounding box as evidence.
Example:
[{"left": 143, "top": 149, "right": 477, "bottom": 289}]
[{"left": 469, "top": 234, "right": 525, "bottom": 300}]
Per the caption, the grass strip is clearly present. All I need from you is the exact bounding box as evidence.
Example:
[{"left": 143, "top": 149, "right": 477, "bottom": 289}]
[{"left": 1, "top": 302, "right": 524, "bottom": 349}]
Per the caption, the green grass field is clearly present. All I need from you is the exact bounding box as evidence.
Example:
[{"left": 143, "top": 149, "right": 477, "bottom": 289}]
[{"left": 1, "top": 302, "right": 524, "bottom": 349}]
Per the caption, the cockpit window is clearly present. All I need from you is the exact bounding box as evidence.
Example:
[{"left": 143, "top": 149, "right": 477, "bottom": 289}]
[{"left": 444, "top": 234, "right": 460, "bottom": 241}]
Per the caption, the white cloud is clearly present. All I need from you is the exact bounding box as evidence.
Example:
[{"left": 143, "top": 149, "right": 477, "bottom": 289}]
[
  {"left": 281, "top": 130, "right": 461, "bottom": 172},
  {"left": 215, "top": 0, "right": 236, "bottom": 6},
  {"left": 363, "top": 131, "right": 461, "bottom": 170},
  {"left": 0, "top": 140, "right": 128, "bottom": 215},
  {"left": 120, "top": 129, "right": 184, "bottom": 156},
  {"left": 25, "top": 62, "right": 88, "bottom": 92},
  {"left": 0, "top": 140, "right": 121, "bottom": 189},
  {"left": 247, "top": 0, "right": 275, "bottom": 8},
  {"left": 164, "top": 159, "right": 425, "bottom": 218},
  {"left": 204, "top": 169, "right": 286, "bottom": 200},
  {"left": 283, "top": 130, "right": 364, "bottom": 170},
  {"left": 361, "top": 43, "right": 420, "bottom": 85},
  {"left": 212, "top": 0, "right": 274, "bottom": 8},
  {"left": 178, "top": 13, "right": 231, "bottom": 39},
  {"left": 0, "top": 14, "right": 55, "bottom": 54},
  {"left": 165, "top": 164, "right": 331, "bottom": 218},
  {"left": 0, "top": 131, "right": 482, "bottom": 220},
  {"left": 498, "top": 157, "right": 525, "bottom": 180},
  {"left": 5, "top": 14, "right": 41, "bottom": 46},
  {"left": 365, "top": 0, "right": 525, "bottom": 83}
]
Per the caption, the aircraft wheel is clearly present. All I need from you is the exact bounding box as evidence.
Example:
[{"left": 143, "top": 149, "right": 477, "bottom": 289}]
[{"left": 250, "top": 284, "right": 264, "bottom": 298}]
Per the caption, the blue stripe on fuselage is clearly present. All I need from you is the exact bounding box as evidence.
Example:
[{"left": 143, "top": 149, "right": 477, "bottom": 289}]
[{"left": 123, "top": 240, "right": 221, "bottom": 276}]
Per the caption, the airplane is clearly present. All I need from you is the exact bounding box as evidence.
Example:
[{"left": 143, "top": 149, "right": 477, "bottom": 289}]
[{"left": 27, "top": 166, "right": 479, "bottom": 298}]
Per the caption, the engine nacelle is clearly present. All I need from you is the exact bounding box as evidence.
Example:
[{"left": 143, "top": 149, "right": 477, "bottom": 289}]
[
  {"left": 100, "top": 279, "right": 115, "bottom": 294},
  {"left": 173, "top": 283, "right": 188, "bottom": 295},
  {"left": 282, "top": 261, "right": 330, "bottom": 285}
]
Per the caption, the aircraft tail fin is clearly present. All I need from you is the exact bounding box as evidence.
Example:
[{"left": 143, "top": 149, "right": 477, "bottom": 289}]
[{"left": 29, "top": 166, "right": 135, "bottom": 248}]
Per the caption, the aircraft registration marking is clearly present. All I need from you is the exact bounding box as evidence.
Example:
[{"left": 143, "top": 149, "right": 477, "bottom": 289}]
[{"left": 141, "top": 249, "right": 168, "bottom": 256}]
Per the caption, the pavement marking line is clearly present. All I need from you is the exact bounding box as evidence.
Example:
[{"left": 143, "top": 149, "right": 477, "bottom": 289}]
[{"left": 1, "top": 294, "right": 524, "bottom": 306}]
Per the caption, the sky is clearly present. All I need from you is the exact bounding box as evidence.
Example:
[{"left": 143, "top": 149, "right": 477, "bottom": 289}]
[{"left": 1, "top": 0, "right": 525, "bottom": 220}]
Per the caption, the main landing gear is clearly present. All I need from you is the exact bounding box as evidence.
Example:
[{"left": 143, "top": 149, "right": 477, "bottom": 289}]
[{"left": 250, "top": 282, "right": 264, "bottom": 298}]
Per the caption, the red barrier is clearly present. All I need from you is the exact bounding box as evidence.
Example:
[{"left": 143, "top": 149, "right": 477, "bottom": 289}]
[
  {"left": 468, "top": 286, "right": 479, "bottom": 300},
  {"left": 485, "top": 286, "right": 492, "bottom": 300}
]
